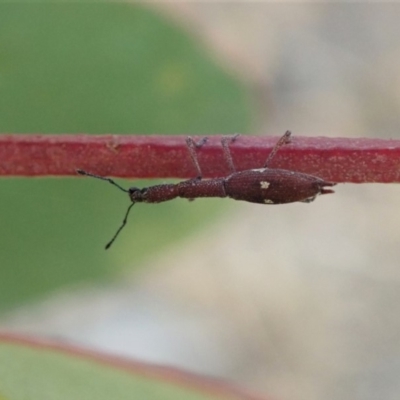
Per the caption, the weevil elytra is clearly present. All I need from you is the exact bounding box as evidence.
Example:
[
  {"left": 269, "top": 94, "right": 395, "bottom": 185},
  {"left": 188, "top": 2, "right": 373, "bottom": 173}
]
[{"left": 77, "top": 131, "right": 335, "bottom": 249}]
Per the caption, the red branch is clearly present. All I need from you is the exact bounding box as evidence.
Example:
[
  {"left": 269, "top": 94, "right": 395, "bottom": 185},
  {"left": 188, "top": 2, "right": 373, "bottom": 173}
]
[{"left": 1, "top": 134, "right": 400, "bottom": 183}]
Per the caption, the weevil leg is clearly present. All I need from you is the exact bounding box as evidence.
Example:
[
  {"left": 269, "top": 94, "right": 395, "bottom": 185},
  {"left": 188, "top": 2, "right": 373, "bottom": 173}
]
[
  {"left": 301, "top": 196, "right": 317, "bottom": 203},
  {"left": 263, "top": 130, "right": 292, "bottom": 168},
  {"left": 221, "top": 134, "right": 240, "bottom": 173},
  {"left": 186, "top": 136, "right": 208, "bottom": 179}
]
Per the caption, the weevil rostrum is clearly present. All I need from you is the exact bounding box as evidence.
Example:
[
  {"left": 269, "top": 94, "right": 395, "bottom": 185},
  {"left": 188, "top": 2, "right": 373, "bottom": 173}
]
[{"left": 77, "top": 131, "right": 336, "bottom": 249}]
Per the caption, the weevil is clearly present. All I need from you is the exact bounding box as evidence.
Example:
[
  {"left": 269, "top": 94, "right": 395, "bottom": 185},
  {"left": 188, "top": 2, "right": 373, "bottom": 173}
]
[{"left": 77, "top": 131, "right": 335, "bottom": 249}]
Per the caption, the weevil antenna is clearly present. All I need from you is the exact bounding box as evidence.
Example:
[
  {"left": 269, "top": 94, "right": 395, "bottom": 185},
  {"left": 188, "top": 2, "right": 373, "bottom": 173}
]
[
  {"left": 77, "top": 169, "right": 128, "bottom": 193},
  {"left": 105, "top": 202, "right": 135, "bottom": 250}
]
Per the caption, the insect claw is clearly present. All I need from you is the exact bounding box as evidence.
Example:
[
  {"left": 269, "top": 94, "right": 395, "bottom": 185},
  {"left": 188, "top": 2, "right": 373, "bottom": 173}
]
[
  {"left": 196, "top": 137, "right": 208, "bottom": 148},
  {"left": 283, "top": 130, "right": 292, "bottom": 144}
]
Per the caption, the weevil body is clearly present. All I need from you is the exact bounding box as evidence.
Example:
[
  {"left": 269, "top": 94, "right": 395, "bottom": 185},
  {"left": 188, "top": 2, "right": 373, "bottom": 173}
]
[
  {"left": 77, "top": 131, "right": 335, "bottom": 249},
  {"left": 128, "top": 168, "right": 332, "bottom": 205}
]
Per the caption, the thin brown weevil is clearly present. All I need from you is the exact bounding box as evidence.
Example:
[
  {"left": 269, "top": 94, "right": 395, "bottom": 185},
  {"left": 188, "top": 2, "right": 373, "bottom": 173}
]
[{"left": 77, "top": 131, "right": 335, "bottom": 249}]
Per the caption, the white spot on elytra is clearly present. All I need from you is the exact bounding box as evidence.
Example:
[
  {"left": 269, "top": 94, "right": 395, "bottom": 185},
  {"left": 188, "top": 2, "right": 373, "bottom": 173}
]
[
  {"left": 264, "top": 199, "right": 274, "bottom": 204},
  {"left": 250, "top": 168, "right": 267, "bottom": 173},
  {"left": 260, "top": 181, "right": 270, "bottom": 189}
]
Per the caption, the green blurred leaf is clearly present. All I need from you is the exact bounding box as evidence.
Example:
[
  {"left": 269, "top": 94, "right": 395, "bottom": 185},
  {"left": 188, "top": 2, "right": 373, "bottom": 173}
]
[{"left": 0, "top": 4, "right": 252, "bottom": 311}]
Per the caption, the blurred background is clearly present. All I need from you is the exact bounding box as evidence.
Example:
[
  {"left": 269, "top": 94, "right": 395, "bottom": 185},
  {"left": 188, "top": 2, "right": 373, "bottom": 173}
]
[{"left": 1, "top": 3, "right": 400, "bottom": 400}]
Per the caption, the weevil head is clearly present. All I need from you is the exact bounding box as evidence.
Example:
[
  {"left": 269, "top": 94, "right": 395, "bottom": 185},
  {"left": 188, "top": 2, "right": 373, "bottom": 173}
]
[{"left": 128, "top": 187, "right": 145, "bottom": 202}]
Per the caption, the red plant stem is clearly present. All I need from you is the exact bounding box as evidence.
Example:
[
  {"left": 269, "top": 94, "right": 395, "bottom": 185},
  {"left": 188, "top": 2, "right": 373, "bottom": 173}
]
[{"left": 1, "top": 134, "right": 400, "bottom": 183}]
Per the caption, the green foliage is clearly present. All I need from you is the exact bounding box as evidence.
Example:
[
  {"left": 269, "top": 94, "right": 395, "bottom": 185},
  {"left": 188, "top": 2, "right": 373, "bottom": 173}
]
[{"left": 0, "top": 4, "right": 251, "bottom": 310}]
